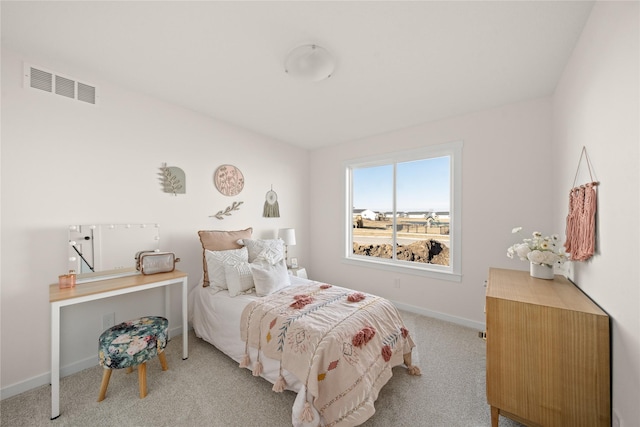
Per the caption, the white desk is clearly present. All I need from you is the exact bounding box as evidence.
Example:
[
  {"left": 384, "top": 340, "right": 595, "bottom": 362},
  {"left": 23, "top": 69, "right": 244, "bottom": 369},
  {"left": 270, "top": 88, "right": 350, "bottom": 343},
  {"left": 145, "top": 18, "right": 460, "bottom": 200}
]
[{"left": 49, "top": 270, "right": 188, "bottom": 419}]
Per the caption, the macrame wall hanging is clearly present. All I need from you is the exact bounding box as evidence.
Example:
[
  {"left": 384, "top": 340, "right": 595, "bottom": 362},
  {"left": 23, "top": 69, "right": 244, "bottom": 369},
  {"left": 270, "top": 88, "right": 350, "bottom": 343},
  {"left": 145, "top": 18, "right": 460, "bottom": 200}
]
[
  {"left": 564, "top": 147, "right": 599, "bottom": 261},
  {"left": 263, "top": 186, "right": 280, "bottom": 218}
]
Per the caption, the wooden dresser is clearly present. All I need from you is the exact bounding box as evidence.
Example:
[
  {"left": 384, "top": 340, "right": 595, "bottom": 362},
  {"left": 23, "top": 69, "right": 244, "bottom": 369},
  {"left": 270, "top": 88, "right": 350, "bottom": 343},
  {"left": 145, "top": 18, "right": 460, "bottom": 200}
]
[{"left": 486, "top": 268, "right": 610, "bottom": 427}]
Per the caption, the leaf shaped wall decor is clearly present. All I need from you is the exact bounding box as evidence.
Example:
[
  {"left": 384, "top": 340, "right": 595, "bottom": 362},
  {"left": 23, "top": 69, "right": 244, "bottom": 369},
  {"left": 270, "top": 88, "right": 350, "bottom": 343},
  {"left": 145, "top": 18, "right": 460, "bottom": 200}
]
[
  {"left": 159, "top": 163, "right": 186, "bottom": 195},
  {"left": 210, "top": 201, "right": 243, "bottom": 220}
]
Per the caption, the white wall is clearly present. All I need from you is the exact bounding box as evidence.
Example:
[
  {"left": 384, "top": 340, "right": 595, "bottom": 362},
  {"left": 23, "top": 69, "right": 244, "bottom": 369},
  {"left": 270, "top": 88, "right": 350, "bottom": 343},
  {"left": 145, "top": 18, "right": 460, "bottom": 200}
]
[
  {"left": 0, "top": 48, "right": 309, "bottom": 397},
  {"left": 308, "top": 97, "right": 555, "bottom": 327},
  {"left": 308, "top": 3, "right": 640, "bottom": 424},
  {"left": 552, "top": 2, "right": 639, "bottom": 425}
]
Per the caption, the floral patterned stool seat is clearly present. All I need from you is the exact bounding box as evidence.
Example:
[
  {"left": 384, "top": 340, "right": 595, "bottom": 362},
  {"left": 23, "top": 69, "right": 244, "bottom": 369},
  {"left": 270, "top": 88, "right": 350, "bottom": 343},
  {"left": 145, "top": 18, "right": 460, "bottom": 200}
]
[{"left": 97, "top": 316, "right": 169, "bottom": 401}]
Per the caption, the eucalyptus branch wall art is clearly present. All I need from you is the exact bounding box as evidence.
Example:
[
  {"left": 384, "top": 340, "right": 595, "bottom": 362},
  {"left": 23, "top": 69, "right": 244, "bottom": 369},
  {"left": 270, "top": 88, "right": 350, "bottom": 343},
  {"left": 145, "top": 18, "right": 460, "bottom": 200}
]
[{"left": 210, "top": 201, "right": 244, "bottom": 220}]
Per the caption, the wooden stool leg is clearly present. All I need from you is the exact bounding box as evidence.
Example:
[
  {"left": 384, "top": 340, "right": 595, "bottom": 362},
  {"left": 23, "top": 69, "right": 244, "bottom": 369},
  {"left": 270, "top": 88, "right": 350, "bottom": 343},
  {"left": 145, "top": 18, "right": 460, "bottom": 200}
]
[
  {"left": 97, "top": 368, "right": 112, "bottom": 402},
  {"left": 138, "top": 362, "right": 147, "bottom": 398},
  {"left": 127, "top": 366, "right": 134, "bottom": 374},
  {"left": 158, "top": 351, "right": 169, "bottom": 371}
]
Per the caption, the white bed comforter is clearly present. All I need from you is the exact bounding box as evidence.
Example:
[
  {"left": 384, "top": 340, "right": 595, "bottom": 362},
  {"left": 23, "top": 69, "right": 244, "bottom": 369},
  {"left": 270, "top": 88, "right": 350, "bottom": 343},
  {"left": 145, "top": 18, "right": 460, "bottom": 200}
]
[
  {"left": 190, "top": 276, "right": 308, "bottom": 391},
  {"left": 190, "top": 276, "right": 418, "bottom": 427}
]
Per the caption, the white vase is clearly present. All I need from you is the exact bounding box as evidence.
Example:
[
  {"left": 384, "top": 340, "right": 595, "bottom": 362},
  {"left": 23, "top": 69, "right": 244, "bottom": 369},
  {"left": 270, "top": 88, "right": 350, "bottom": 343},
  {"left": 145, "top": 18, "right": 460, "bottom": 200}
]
[{"left": 530, "top": 262, "right": 554, "bottom": 280}]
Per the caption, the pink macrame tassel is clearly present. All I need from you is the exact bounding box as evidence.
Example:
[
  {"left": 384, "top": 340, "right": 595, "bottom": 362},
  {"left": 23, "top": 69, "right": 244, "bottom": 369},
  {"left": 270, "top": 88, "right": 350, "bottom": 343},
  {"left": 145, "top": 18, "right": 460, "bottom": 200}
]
[
  {"left": 579, "top": 183, "right": 597, "bottom": 260},
  {"left": 407, "top": 365, "right": 422, "bottom": 376},
  {"left": 347, "top": 292, "right": 366, "bottom": 302},
  {"left": 381, "top": 345, "right": 392, "bottom": 362},
  {"left": 301, "top": 402, "right": 314, "bottom": 423},
  {"left": 272, "top": 375, "right": 287, "bottom": 392},
  {"left": 564, "top": 188, "right": 578, "bottom": 254},
  {"left": 565, "top": 183, "right": 597, "bottom": 261},
  {"left": 353, "top": 326, "right": 376, "bottom": 348},
  {"left": 252, "top": 360, "right": 263, "bottom": 376},
  {"left": 239, "top": 353, "right": 250, "bottom": 368}
]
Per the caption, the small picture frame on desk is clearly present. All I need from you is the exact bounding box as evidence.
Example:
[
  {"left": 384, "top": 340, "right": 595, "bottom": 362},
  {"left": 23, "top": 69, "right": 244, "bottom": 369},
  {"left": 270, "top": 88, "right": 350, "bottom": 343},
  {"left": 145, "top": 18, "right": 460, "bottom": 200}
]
[{"left": 290, "top": 257, "right": 298, "bottom": 269}]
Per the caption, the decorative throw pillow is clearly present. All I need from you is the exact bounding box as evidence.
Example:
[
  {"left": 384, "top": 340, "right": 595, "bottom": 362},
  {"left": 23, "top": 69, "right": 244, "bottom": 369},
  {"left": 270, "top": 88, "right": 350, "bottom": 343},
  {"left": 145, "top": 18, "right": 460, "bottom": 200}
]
[
  {"left": 204, "top": 247, "right": 248, "bottom": 293},
  {"left": 241, "top": 238, "right": 284, "bottom": 264},
  {"left": 224, "top": 262, "right": 254, "bottom": 297},
  {"left": 250, "top": 260, "right": 291, "bottom": 297},
  {"left": 198, "top": 228, "right": 252, "bottom": 286}
]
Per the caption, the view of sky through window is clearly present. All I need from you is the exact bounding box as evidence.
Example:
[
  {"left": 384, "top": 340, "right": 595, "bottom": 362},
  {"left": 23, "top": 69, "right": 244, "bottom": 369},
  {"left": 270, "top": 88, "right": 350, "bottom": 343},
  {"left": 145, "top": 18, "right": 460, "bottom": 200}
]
[{"left": 353, "top": 156, "right": 450, "bottom": 212}]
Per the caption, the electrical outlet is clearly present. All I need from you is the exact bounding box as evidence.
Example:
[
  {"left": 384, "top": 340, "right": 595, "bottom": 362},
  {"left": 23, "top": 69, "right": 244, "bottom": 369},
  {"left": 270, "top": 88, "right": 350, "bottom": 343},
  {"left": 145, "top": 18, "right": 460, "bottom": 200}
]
[
  {"left": 393, "top": 278, "right": 401, "bottom": 289},
  {"left": 102, "top": 312, "right": 115, "bottom": 330}
]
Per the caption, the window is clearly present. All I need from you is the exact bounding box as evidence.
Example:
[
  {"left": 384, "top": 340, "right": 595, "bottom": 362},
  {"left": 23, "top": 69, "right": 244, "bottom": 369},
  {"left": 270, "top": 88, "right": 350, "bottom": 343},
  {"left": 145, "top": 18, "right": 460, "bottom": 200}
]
[{"left": 344, "top": 141, "right": 462, "bottom": 281}]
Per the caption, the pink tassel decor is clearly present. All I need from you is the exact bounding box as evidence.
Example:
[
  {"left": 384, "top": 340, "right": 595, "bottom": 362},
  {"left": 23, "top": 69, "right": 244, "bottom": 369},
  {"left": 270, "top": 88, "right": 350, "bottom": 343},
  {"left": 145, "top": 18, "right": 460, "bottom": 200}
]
[
  {"left": 565, "top": 182, "right": 597, "bottom": 261},
  {"left": 381, "top": 345, "right": 392, "bottom": 362},
  {"left": 252, "top": 360, "right": 263, "bottom": 376},
  {"left": 272, "top": 375, "right": 287, "bottom": 393},
  {"left": 362, "top": 326, "right": 376, "bottom": 342},
  {"left": 407, "top": 365, "right": 422, "bottom": 376},
  {"left": 347, "top": 292, "right": 366, "bottom": 302},
  {"left": 352, "top": 331, "right": 365, "bottom": 348},
  {"left": 352, "top": 326, "right": 376, "bottom": 348},
  {"left": 239, "top": 353, "right": 250, "bottom": 368},
  {"left": 290, "top": 296, "right": 314, "bottom": 309},
  {"left": 301, "top": 402, "right": 314, "bottom": 423}
]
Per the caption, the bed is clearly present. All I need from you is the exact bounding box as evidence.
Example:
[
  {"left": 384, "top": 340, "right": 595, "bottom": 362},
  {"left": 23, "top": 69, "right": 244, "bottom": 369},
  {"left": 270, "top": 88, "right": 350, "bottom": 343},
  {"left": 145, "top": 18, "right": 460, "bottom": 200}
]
[{"left": 190, "top": 228, "right": 421, "bottom": 427}]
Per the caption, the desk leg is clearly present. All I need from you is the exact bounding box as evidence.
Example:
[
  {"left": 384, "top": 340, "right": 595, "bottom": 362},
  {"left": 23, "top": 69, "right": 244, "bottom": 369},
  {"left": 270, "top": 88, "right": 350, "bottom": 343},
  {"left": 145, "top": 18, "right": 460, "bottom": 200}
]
[
  {"left": 51, "top": 303, "right": 60, "bottom": 419},
  {"left": 182, "top": 277, "right": 188, "bottom": 360},
  {"left": 164, "top": 286, "right": 171, "bottom": 340}
]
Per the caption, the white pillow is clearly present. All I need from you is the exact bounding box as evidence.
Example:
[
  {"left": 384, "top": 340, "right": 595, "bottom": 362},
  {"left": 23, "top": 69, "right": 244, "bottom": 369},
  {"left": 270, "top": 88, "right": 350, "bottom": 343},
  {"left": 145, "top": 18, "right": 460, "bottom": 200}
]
[
  {"left": 250, "top": 260, "right": 291, "bottom": 296},
  {"left": 224, "top": 262, "right": 254, "bottom": 297},
  {"left": 204, "top": 247, "right": 249, "bottom": 293},
  {"left": 241, "top": 239, "right": 284, "bottom": 264}
]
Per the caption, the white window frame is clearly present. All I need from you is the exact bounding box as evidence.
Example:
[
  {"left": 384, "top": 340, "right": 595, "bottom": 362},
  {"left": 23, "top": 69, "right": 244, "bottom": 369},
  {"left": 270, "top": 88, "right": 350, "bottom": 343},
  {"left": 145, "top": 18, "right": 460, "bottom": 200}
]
[{"left": 343, "top": 140, "right": 462, "bottom": 282}]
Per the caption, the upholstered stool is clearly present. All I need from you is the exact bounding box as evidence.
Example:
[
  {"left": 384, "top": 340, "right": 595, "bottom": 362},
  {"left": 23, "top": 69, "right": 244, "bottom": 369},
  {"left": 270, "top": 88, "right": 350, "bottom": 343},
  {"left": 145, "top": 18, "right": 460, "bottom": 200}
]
[{"left": 97, "top": 316, "right": 169, "bottom": 401}]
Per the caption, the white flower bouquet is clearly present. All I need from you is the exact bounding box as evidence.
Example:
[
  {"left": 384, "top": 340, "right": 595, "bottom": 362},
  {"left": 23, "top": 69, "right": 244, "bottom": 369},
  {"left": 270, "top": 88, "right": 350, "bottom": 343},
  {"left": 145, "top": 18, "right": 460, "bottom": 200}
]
[{"left": 507, "top": 227, "right": 568, "bottom": 267}]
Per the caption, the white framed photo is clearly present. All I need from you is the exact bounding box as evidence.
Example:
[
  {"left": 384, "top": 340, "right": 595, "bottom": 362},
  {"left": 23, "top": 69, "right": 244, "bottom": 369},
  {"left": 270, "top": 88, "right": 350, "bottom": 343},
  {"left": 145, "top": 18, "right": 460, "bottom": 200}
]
[{"left": 290, "top": 257, "right": 298, "bottom": 269}]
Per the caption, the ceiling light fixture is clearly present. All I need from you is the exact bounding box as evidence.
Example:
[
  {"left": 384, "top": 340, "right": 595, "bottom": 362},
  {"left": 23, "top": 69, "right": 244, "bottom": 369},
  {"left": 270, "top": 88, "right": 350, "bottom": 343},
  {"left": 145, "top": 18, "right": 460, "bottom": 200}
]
[{"left": 284, "top": 44, "right": 335, "bottom": 82}]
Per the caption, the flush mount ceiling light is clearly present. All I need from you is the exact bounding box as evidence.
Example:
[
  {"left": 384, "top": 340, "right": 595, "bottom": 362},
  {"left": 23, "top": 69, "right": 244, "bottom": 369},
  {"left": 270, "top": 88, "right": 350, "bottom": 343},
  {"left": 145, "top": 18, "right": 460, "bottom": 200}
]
[{"left": 284, "top": 44, "right": 335, "bottom": 82}]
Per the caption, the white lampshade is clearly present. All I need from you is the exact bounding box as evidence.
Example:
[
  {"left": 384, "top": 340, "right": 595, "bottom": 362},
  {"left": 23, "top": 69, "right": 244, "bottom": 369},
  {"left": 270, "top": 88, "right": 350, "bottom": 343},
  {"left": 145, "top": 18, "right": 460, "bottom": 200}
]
[
  {"left": 278, "top": 228, "right": 296, "bottom": 246},
  {"left": 284, "top": 44, "right": 335, "bottom": 82}
]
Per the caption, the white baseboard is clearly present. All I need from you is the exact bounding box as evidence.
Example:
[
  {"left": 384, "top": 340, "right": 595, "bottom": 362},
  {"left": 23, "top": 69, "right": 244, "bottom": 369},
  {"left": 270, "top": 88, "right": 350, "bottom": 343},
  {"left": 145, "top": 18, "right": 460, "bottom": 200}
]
[
  {"left": 0, "top": 326, "right": 186, "bottom": 401},
  {"left": 2, "top": 310, "right": 480, "bottom": 401},
  {"left": 0, "top": 354, "right": 97, "bottom": 400},
  {"left": 392, "top": 300, "right": 485, "bottom": 331}
]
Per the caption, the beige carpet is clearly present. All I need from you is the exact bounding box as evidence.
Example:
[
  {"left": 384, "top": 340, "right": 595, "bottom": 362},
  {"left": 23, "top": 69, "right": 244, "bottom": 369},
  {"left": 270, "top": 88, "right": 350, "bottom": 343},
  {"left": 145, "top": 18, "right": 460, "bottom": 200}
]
[{"left": 1, "top": 312, "right": 522, "bottom": 426}]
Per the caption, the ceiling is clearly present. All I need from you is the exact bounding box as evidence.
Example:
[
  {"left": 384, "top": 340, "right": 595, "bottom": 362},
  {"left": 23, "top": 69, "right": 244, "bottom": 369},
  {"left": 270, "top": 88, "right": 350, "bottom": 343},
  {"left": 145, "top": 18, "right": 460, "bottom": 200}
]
[{"left": 1, "top": 1, "right": 595, "bottom": 150}]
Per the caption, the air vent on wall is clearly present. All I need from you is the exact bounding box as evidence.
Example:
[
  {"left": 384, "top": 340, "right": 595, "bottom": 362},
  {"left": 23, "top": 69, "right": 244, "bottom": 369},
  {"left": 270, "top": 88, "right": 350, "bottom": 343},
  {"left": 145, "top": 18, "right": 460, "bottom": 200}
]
[
  {"left": 55, "top": 75, "right": 75, "bottom": 99},
  {"left": 24, "top": 63, "right": 98, "bottom": 105}
]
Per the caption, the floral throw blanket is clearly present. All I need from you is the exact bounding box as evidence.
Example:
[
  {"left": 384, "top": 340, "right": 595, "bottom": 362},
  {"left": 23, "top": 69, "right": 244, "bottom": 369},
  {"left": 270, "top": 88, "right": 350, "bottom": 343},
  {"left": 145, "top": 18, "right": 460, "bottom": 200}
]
[{"left": 240, "top": 282, "right": 420, "bottom": 427}]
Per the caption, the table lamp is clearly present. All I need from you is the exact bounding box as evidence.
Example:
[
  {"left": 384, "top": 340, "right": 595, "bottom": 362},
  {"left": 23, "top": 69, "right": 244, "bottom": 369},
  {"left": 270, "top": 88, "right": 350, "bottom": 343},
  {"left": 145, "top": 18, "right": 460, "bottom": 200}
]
[{"left": 278, "top": 228, "right": 296, "bottom": 267}]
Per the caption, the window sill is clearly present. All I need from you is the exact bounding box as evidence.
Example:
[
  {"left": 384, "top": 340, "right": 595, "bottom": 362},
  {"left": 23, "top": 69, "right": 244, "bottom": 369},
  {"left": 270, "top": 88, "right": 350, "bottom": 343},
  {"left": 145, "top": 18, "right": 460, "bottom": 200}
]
[{"left": 342, "top": 257, "right": 462, "bottom": 282}]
